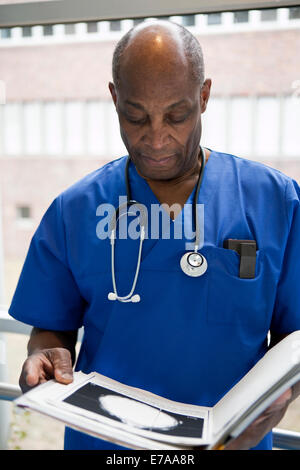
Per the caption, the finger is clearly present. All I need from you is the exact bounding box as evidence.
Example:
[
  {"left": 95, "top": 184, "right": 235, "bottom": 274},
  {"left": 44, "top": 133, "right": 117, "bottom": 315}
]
[
  {"left": 24, "top": 358, "right": 41, "bottom": 387},
  {"left": 260, "top": 389, "right": 292, "bottom": 418},
  {"left": 271, "top": 388, "right": 292, "bottom": 406},
  {"left": 47, "top": 348, "right": 73, "bottom": 384}
]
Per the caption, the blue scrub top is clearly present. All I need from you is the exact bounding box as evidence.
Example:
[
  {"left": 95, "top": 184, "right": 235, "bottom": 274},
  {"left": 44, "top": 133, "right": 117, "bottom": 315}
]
[{"left": 9, "top": 150, "right": 300, "bottom": 450}]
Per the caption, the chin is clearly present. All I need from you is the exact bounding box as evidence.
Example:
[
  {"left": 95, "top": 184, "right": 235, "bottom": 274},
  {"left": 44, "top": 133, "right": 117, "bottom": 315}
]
[
  {"left": 136, "top": 161, "right": 179, "bottom": 181},
  {"left": 132, "top": 153, "right": 181, "bottom": 180}
]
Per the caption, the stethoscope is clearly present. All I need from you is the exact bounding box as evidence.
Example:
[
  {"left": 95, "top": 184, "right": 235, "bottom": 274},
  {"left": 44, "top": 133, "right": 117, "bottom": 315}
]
[{"left": 108, "top": 146, "right": 208, "bottom": 303}]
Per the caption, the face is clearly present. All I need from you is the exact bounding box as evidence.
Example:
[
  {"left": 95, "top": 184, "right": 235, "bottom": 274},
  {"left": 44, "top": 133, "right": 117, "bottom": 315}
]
[{"left": 109, "top": 44, "right": 211, "bottom": 182}]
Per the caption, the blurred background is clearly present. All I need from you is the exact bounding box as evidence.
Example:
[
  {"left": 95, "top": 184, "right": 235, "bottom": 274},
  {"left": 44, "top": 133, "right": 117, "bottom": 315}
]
[{"left": 0, "top": 1, "right": 300, "bottom": 449}]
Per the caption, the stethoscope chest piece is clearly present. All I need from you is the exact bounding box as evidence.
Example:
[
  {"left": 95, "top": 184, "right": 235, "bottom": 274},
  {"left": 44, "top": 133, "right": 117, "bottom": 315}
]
[{"left": 180, "top": 251, "right": 208, "bottom": 277}]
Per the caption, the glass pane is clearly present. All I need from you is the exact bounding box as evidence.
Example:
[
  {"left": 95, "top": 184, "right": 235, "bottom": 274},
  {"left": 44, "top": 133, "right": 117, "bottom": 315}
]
[
  {"left": 65, "top": 102, "right": 84, "bottom": 155},
  {"left": 44, "top": 102, "right": 64, "bottom": 155},
  {"left": 87, "top": 22, "right": 98, "bottom": 33},
  {"left": 22, "top": 26, "right": 32, "bottom": 37},
  {"left": 182, "top": 15, "right": 196, "bottom": 27},
  {"left": 234, "top": 11, "right": 249, "bottom": 23},
  {"left": 16, "top": 206, "right": 31, "bottom": 219},
  {"left": 207, "top": 13, "right": 222, "bottom": 25},
  {"left": 86, "top": 101, "right": 107, "bottom": 156},
  {"left": 65, "top": 23, "right": 76, "bottom": 35},
  {"left": 107, "top": 102, "right": 127, "bottom": 156},
  {"left": 0, "top": 28, "right": 11, "bottom": 39},
  {"left": 3, "top": 103, "right": 22, "bottom": 155},
  {"left": 202, "top": 98, "right": 228, "bottom": 151},
  {"left": 261, "top": 9, "right": 277, "bottom": 22},
  {"left": 282, "top": 96, "right": 300, "bottom": 157},
  {"left": 23, "top": 102, "right": 42, "bottom": 155},
  {"left": 254, "top": 97, "right": 280, "bottom": 158},
  {"left": 43, "top": 25, "right": 53, "bottom": 36},
  {"left": 228, "top": 97, "right": 252, "bottom": 157},
  {"left": 110, "top": 21, "right": 121, "bottom": 32},
  {"left": 133, "top": 18, "right": 145, "bottom": 26},
  {"left": 289, "top": 7, "right": 300, "bottom": 19}
]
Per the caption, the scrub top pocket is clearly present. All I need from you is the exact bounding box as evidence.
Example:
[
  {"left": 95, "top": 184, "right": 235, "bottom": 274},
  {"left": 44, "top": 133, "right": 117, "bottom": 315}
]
[{"left": 206, "top": 246, "right": 267, "bottom": 326}]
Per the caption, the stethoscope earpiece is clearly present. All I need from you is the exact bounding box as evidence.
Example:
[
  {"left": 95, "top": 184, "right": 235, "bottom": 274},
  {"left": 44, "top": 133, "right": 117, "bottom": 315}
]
[
  {"left": 108, "top": 292, "right": 117, "bottom": 301},
  {"left": 108, "top": 292, "right": 141, "bottom": 303}
]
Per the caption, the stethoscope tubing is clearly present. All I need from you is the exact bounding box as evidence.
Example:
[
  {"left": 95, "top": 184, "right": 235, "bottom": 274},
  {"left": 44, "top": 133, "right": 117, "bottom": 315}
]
[{"left": 108, "top": 146, "right": 206, "bottom": 302}]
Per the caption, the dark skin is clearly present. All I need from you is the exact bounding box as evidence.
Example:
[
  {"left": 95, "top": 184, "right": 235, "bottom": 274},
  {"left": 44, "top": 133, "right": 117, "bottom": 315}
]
[
  {"left": 109, "top": 23, "right": 211, "bottom": 220},
  {"left": 19, "top": 21, "right": 300, "bottom": 449},
  {"left": 19, "top": 328, "right": 77, "bottom": 393}
]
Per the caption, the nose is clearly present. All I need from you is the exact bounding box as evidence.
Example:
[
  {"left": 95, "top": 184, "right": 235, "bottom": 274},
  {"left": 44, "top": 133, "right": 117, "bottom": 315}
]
[{"left": 143, "top": 118, "right": 170, "bottom": 151}]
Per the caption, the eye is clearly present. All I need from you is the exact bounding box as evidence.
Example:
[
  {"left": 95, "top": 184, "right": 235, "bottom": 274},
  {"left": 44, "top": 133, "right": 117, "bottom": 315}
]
[
  {"left": 127, "top": 117, "right": 147, "bottom": 125},
  {"left": 167, "top": 113, "right": 189, "bottom": 124},
  {"left": 124, "top": 114, "right": 148, "bottom": 125}
]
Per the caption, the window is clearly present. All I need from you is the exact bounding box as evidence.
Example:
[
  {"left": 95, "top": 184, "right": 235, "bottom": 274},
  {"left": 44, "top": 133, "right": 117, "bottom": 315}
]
[
  {"left": 207, "top": 13, "right": 222, "bottom": 25},
  {"left": 3, "top": 104, "right": 22, "bottom": 155},
  {"left": 261, "top": 9, "right": 277, "bottom": 22},
  {"left": 86, "top": 101, "right": 107, "bottom": 155},
  {"left": 23, "top": 102, "right": 42, "bottom": 155},
  {"left": 228, "top": 97, "right": 252, "bottom": 157},
  {"left": 233, "top": 11, "right": 249, "bottom": 23},
  {"left": 109, "top": 20, "right": 122, "bottom": 31},
  {"left": 65, "top": 23, "right": 76, "bottom": 35},
  {"left": 289, "top": 7, "right": 300, "bottom": 20},
  {"left": 44, "top": 102, "right": 64, "bottom": 155},
  {"left": 65, "top": 102, "right": 84, "bottom": 155},
  {"left": 181, "top": 15, "right": 196, "bottom": 27},
  {"left": 255, "top": 97, "right": 280, "bottom": 158},
  {"left": 87, "top": 22, "right": 98, "bottom": 33},
  {"left": 108, "top": 102, "right": 127, "bottom": 156},
  {"left": 43, "top": 25, "right": 53, "bottom": 36},
  {"left": 22, "top": 26, "right": 32, "bottom": 37},
  {"left": 282, "top": 96, "right": 300, "bottom": 158},
  {"left": 16, "top": 206, "right": 31, "bottom": 220},
  {"left": 0, "top": 28, "right": 11, "bottom": 39},
  {"left": 202, "top": 98, "right": 228, "bottom": 151},
  {"left": 133, "top": 18, "right": 145, "bottom": 26}
]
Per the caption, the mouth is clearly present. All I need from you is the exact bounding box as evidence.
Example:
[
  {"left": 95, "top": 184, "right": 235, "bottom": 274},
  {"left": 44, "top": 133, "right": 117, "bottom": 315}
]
[{"left": 141, "top": 154, "right": 176, "bottom": 167}]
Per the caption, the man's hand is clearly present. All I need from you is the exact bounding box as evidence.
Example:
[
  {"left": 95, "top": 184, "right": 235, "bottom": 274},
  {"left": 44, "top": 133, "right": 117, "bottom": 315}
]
[
  {"left": 224, "top": 388, "right": 293, "bottom": 450},
  {"left": 19, "top": 327, "right": 77, "bottom": 393},
  {"left": 19, "top": 347, "right": 74, "bottom": 393}
]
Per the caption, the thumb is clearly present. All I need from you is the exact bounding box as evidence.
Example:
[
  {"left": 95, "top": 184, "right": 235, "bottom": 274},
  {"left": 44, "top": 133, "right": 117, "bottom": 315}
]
[{"left": 47, "top": 348, "right": 73, "bottom": 384}]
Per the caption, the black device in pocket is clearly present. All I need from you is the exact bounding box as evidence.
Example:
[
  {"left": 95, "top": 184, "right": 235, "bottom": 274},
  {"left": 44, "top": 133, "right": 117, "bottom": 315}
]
[{"left": 223, "top": 239, "right": 257, "bottom": 279}]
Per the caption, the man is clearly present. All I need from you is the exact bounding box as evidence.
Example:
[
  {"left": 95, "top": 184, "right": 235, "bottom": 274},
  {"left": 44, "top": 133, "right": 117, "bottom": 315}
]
[{"left": 9, "top": 21, "right": 300, "bottom": 450}]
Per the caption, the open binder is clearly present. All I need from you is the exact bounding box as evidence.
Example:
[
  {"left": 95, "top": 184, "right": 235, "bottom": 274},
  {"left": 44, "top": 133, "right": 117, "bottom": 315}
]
[{"left": 14, "top": 330, "right": 300, "bottom": 450}]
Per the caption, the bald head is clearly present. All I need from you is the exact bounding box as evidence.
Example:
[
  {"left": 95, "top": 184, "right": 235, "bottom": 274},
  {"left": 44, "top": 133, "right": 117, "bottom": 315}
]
[{"left": 112, "top": 20, "right": 205, "bottom": 90}]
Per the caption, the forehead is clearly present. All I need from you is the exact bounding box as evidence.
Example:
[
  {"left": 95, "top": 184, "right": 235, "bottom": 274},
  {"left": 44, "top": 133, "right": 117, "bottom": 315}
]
[{"left": 117, "top": 56, "right": 200, "bottom": 110}]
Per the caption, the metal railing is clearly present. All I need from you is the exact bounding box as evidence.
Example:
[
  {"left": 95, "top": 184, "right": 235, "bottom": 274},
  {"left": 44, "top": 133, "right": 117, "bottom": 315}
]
[
  {"left": 0, "top": 382, "right": 21, "bottom": 401},
  {"left": 1, "top": 309, "right": 300, "bottom": 450}
]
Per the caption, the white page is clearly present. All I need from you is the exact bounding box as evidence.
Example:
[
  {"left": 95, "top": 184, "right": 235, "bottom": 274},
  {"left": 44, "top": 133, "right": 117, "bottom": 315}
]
[
  {"left": 212, "top": 330, "right": 300, "bottom": 436},
  {"left": 15, "top": 372, "right": 211, "bottom": 447}
]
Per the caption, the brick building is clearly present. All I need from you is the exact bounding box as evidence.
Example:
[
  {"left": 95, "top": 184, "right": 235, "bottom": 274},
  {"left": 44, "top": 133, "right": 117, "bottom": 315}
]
[{"left": 0, "top": 7, "right": 300, "bottom": 302}]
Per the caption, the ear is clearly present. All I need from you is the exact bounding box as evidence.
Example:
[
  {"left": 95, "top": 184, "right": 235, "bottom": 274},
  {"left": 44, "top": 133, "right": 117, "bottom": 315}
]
[
  {"left": 109, "top": 82, "right": 117, "bottom": 107},
  {"left": 200, "top": 79, "right": 212, "bottom": 114}
]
